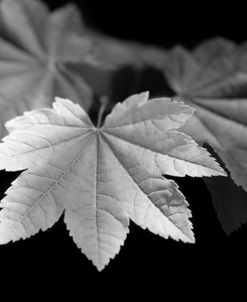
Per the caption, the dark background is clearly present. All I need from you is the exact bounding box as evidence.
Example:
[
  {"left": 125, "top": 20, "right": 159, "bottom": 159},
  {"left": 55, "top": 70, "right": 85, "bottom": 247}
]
[
  {"left": 47, "top": 0, "right": 247, "bottom": 46},
  {"left": 0, "top": 0, "right": 246, "bottom": 292}
]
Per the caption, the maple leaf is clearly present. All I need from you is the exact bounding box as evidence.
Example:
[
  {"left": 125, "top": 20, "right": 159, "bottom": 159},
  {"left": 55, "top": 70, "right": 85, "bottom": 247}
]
[
  {"left": 0, "top": 0, "right": 103, "bottom": 138},
  {"left": 0, "top": 92, "right": 225, "bottom": 271},
  {"left": 150, "top": 38, "right": 247, "bottom": 233}
]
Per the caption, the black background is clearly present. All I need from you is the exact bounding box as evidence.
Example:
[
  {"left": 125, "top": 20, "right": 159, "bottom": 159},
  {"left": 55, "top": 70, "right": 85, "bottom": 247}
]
[{"left": 0, "top": 0, "right": 247, "bottom": 293}]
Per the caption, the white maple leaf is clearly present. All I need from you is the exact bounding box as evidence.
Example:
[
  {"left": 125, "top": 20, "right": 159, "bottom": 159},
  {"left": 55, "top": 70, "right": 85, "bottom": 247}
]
[
  {"left": 0, "top": 0, "right": 104, "bottom": 137},
  {"left": 0, "top": 92, "right": 226, "bottom": 270}
]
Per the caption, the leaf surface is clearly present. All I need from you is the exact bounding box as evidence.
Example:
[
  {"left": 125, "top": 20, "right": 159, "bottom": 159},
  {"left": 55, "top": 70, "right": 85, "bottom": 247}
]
[{"left": 0, "top": 93, "right": 225, "bottom": 270}]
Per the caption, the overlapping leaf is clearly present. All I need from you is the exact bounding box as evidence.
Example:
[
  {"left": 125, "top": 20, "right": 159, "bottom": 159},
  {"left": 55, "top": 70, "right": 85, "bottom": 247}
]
[
  {"left": 0, "top": 0, "right": 104, "bottom": 138},
  {"left": 160, "top": 38, "right": 247, "bottom": 233},
  {"left": 88, "top": 30, "right": 166, "bottom": 68},
  {"left": 0, "top": 92, "right": 225, "bottom": 270}
]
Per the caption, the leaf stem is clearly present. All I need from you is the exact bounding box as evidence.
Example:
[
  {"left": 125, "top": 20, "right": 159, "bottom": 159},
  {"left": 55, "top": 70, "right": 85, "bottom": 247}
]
[{"left": 97, "top": 96, "right": 109, "bottom": 128}]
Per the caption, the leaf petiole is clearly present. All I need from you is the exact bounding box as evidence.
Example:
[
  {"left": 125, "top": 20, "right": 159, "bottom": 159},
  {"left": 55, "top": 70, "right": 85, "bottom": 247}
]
[{"left": 97, "top": 96, "right": 109, "bottom": 128}]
